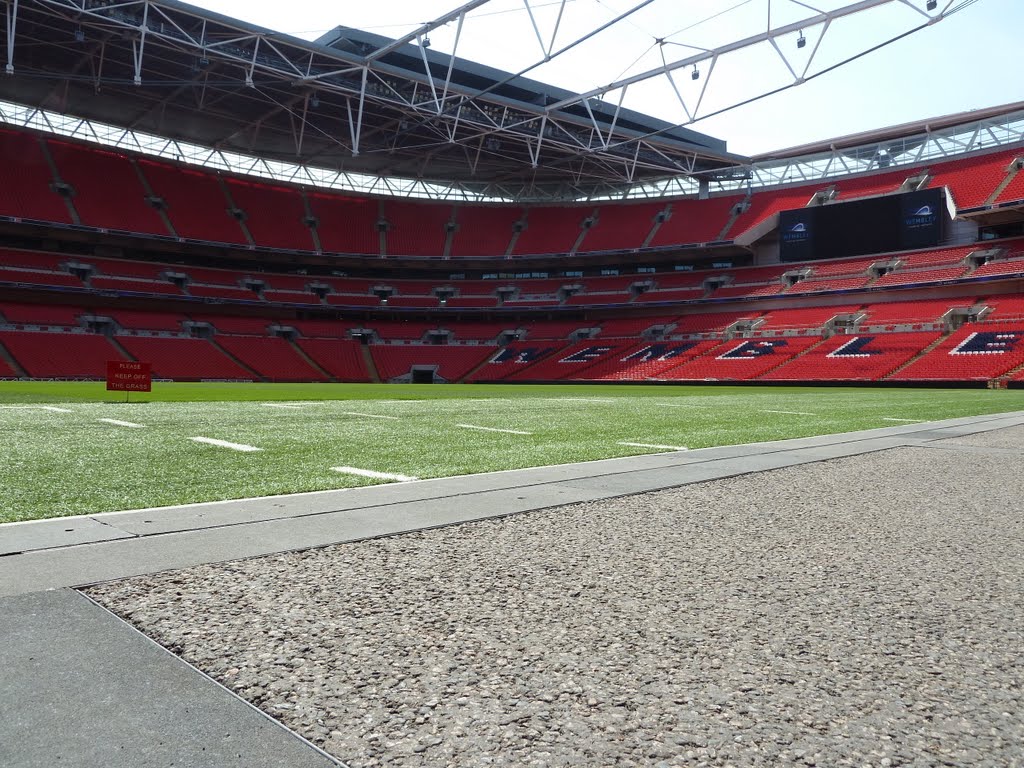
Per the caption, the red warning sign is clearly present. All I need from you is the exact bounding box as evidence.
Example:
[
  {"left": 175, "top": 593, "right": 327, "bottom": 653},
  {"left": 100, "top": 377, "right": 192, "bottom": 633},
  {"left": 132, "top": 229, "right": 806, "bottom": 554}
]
[{"left": 106, "top": 360, "right": 152, "bottom": 392}]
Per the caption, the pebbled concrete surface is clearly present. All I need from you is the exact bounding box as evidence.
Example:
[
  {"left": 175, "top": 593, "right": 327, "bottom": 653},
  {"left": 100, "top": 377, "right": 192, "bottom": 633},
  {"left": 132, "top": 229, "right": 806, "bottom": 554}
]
[{"left": 87, "top": 430, "right": 1024, "bottom": 768}]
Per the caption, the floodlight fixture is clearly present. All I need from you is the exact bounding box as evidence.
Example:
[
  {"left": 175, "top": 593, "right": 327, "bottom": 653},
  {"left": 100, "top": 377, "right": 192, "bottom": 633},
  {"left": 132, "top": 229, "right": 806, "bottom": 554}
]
[
  {"left": 797, "top": 32, "right": 806, "bottom": 48},
  {"left": 74, "top": 27, "right": 85, "bottom": 43},
  {"left": 691, "top": 65, "right": 700, "bottom": 81},
  {"left": 310, "top": 93, "right": 320, "bottom": 108},
  {"left": 926, "top": 0, "right": 937, "bottom": 9}
]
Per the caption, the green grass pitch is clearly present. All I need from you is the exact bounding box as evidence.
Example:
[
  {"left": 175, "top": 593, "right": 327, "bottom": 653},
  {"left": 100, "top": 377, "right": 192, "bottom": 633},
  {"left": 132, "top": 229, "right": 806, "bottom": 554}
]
[{"left": 2, "top": 380, "right": 1022, "bottom": 523}]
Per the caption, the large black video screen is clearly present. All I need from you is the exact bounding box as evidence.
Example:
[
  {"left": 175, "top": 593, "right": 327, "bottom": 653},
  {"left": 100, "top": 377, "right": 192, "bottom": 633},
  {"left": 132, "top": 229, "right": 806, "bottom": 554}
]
[{"left": 779, "top": 188, "right": 943, "bottom": 263}]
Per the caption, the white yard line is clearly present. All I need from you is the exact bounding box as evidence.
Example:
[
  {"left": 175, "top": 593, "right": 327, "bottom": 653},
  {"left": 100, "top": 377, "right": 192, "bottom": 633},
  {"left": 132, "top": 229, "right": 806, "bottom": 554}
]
[
  {"left": 457, "top": 424, "right": 533, "bottom": 435},
  {"left": 618, "top": 442, "right": 689, "bottom": 451},
  {"left": 38, "top": 406, "right": 73, "bottom": 413},
  {"left": 98, "top": 418, "right": 145, "bottom": 429},
  {"left": 882, "top": 417, "right": 923, "bottom": 423},
  {"left": 331, "top": 466, "right": 418, "bottom": 482},
  {"left": 263, "top": 403, "right": 304, "bottom": 409},
  {"left": 544, "top": 397, "right": 616, "bottom": 403},
  {"left": 760, "top": 410, "right": 816, "bottom": 416},
  {"left": 189, "top": 437, "right": 263, "bottom": 452},
  {"left": 341, "top": 411, "right": 401, "bottom": 420}
]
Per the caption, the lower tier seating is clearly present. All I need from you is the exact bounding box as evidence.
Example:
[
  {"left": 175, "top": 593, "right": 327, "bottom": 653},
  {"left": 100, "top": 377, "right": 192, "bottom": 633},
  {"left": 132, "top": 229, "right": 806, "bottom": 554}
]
[
  {"left": 295, "top": 339, "right": 369, "bottom": 381},
  {"left": 215, "top": 336, "right": 329, "bottom": 381},
  {"left": 0, "top": 331, "right": 124, "bottom": 377},
  {"left": 889, "top": 324, "right": 1024, "bottom": 381},
  {"left": 760, "top": 332, "right": 943, "bottom": 381},
  {"left": 117, "top": 336, "right": 254, "bottom": 380},
  {"left": 370, "top": 345, "right": 495, "bottom": 382},
  {"left": 658, "top": 337, "right": 823, "bottom": 381}
]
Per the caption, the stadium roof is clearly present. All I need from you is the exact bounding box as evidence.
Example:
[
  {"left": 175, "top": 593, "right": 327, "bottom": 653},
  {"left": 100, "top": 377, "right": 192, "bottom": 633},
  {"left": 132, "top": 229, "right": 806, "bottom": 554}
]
[{"left": 0, "top": 0, "right": 746, "bottom": 200}]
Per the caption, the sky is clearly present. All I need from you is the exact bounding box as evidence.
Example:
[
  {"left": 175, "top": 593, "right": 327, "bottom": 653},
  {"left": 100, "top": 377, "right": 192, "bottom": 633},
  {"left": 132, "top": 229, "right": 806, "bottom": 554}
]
[{"left": 185, "top": 0, "right": 1023, "bottom": 157}]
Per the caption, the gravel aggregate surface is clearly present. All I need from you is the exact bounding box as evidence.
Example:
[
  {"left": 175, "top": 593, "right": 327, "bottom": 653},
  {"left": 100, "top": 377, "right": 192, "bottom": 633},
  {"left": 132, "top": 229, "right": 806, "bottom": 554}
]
[{"left": 87, "top": 437, "right": 1024, "bottom": 768}]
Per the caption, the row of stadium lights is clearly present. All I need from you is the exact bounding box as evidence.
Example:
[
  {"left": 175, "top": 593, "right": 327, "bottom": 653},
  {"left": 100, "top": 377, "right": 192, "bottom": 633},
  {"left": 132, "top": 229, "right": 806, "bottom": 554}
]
[{"left": 689, "top": 0, "right": 936, "bottom": 81}]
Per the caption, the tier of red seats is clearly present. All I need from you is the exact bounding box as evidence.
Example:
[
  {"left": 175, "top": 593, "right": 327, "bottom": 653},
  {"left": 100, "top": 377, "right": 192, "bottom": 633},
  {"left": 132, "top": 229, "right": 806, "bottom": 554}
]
[
  {"left": 565, "top": 292, "right": 630, "bottom": 306},
  {"left": 262, "top": 290, "right": 321, "bottom": 305},
  {"left": 597, "top": 315, "right": 677, "bottom": 337},
  {"left": 512, "top": 207, "right": 586, "bottom": 255},
  {"left": 449, "top": 206, "right": 521, "bottom": 257},
  {"left": 890, "top": 324, "right": 1024, "bottom": 381},
  {"left": 308, "top": 193, "right": 382, "bottom": 255},
  {"left": 787, "top": 276, "right": 872, "bottom": 294},
  {"left": 86, "top": 257, "right": 170, "bottom": 280},
  {"left": 225, "top": 179, "right": 313, "bottom": 250},
  {"left": 140, "top": 160, "right": 246, "bottom": 244},
  {"left": 805, "top": 256, "right": 879, "bottom": 277},
  {"left": 926, "top": 147, "right": 1020, "bottom": 209},
  {"left": 647, "top": 196, "right": 740, "bottom": 246},
  {"left": 0, "top": 129, "right": 72, "bottom": 224},
  {"left": 0, "top": 331, "right": 123, "bottom": 377},
  {"left": 832, "top": 169, "right": 910, "bottom": 200},
  {"left": 760, "top": 332, "right": 942, "bottom": 381},
  {"left": 190, "top": 315, "right": 271, "bottom": 335},
  {"left": 634, "top": 287, "right": 704, "bottom": 303},
  {"left": 370, "top": 345, "right": 495, "bottom": 382},
  {"left": 288, "top": 320, "right": 354, "bottom": 338},
  {"left": 895, "top": 245, "right": 975, "bottom": 269},
  {"left": 981, "top": 295, "right": 1024, "bottom": 320},
  {"left": 729, "top": 187, "right": 814, "bottom": 239},
  {"left": 659, "top": 336, "right": 821, "bottom": 381},
  {"left": 295, "top": 338, "right": 368, "bottom": 381},
  {"left": 366, "top": 321, "right": 435, "bottom": 341},
  {"left": 0, "top": 249, "right": 69, "bottom": 271},
  {"left": 873, "top": 266, "right": 969, "bottom": 287},
  {"left": 501, "top": 340, "right": 636, "bottom": 381},
  {"left": 581, "top": 202, "right": 662, "bottom": 252},
  {"left": 90, "top": 276, "right": 181, "bottom": 294},
  {"left": 0, "top": 268, "right": 82, "bottom": 289},
  {"left": 579, "top": 340, "right": 721, "bottom": 381},
  {"left": 971, "top": 259, "right": 1024, "bottom": 279},
  {"left": 467, "top": 344, "right": 564, "bottom": 382},
  {"left": 444, "top": 296, "right": 499, "bottom": 308},
  {"left": 438, "top": 322, "right": 511, "bottom": 341},
  {"left": 521, "top": 320, "right": 588, "bottom": 339},
  {"left": 216, "top": 336, "right": 328, "bottom": 381},
  {"left": 187, "top": 284, "right": 257, "bottom": 300},
  {"left": 671, "top": 311, "right": 759, "bottom": 334},
  {"left": 709, "top": 284, "right": 782, "bottom": 299},
  {"left": 860, "top": 299, "right": 970, "bottom": 325},
  {"left": 106, "top": 310, "right": 186, "bottom": 331},
  {"left": 994, "top": 167, "right": 1024, "bottom": 204},
  {"left": 48, "top": 141, "right": 168, "bottom": 235},
  {"left": 383, "top": 200, "right": 452, "bottom": 257},
  {"left": 0, "top": 303, "right": 81, "bottom": 325},
  {"left": 117, "top": 336, "right": 254, "bottom": 380},
  {"left": 757, "top": 305, "right": 861, "bottom": 329}
]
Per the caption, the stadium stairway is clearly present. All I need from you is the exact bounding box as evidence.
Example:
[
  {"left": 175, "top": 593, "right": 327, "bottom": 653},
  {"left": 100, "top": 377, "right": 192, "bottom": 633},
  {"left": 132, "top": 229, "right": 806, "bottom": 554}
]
[
  {"left": 755, "top": 335, "right": 832, "bottom": 379},
  {"left": 361, "top": 345, "right": 382, "bottom": 383},
  {"left": 995, "top": 357, "right": 1024, "bottom": 384},
  {"left": 288, "top": 339, "right": 335, "bottom": 382},
  {"left": 459, "top": 350, "right": 499, "bottom": 382},
  {"left": 881, "top": 330, "right": 952, "bottom": 379},
  {"left": 107, "top": 336, "right": 138, "bottom": 364},
  {"left": 985, "top": 160, "right": 1023, "bottom": 206},
  {"left": 208, "top": 338, "right": 265, "bottom": 381},
  {"left": 0, "top": 338, "right": 27, "bottom": 377}
]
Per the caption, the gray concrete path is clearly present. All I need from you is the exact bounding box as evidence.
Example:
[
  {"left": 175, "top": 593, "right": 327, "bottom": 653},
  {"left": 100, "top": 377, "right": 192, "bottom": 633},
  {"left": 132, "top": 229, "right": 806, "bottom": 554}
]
[{"left": 2, "top": 411, "right": 1023, "bottom": 768}]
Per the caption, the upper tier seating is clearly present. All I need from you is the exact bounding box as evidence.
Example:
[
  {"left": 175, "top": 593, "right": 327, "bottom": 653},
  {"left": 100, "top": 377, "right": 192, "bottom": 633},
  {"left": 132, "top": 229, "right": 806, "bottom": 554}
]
[
  {"left": 581, "top": 202, "right": 663, "bottom": 252},
  {"left": 90, "top": 276, "right": 182, "bottom": 295},
  {"left": 0, "top": 250, "right": 70, "bottom": 271},
  {"left": 371, "top": 345, "right": 495, "bottom": 382},
  {"left": 86, "top": 257, "right": 171, "bottom": 280},
  {"left": 308, "top": 193, "right": 381, "bottom": 255},
  {"left": 634, "top": 287, "right": 705, "bottom": 303},
  {"left": 805, "top": 256, "right": 880, "bottom": 277},
  {"left": 980, "top": 295, "right": 1024, "bottom": 320},
  {"left": 521, "top": 320, "right": 589, "bottom": 339},
  {"left": 890, "top": 323, "right": 1024, "bottom": 381},
  {"left": 295, "top": 338, "right": 369, "bottom": 381},
  {"left": 117, "top": 336, "right": 254, "bottom": 380},
  {"left": 48, "top": 141, "right": 168, "bottom": 235},
  {"left": 364, "top": 321, "right": 435, "bottom": 341},
  {"left": 0, "top": 128, "right": 71, "bottom": 224},
  {"left": 512, "top": 207, "right": 587, "bottom": 255},
  {"left": 787, "top": 276, "right": 872, "bottom": 294},
  {"left": 449, "top": 206, "right": 521, "bottom": 258},
  {"left": 189, "top": 315, "right": 272, "bottom": 335},
  {"left": 225, "top": 179, "right": 313, "bottom": 250},
  {"left": 832, "top": 169, "right": 911, "bottom": 200},
  {"left": 971, "top": 259, "right": 1024, "bottom": 279},
  {"left": 647, "top": 196, "right": 740, "bottom": 246},
  {"left": 439, "top": 322, "right": 512, "bottom": 341},
  {"left": 597, "top": 315, "right": 678, "bottom": 338},
  {"left": 106, "top": 311, "right": 186, "bottom": 331},
  {"left": 383, "top": 200, "right": 452, "bottom": 257},
  {"left": 729, "top": 187, "right": 816, "bottom": 239},
  {"left": 926, "top": 148, "right": 1021, "bottom": 209},
  {"left": 288, "top": 320, "right": 354, "bottom": 338},
  {"left": 216, "top": 336, "right": 329, "bottom": 381},
  {"left": 0, "top": 267, "right": 83, "bottom": 289},
  {"left": 760, "top": 332, "right": 942, "bottom": 381},
  {"left": 139, "top": 160, "right": 247, "bottom": 244},
  {"left": 0, "top": 331, "right": 124, "bottom": 377},
  {"left": 671, "top": 311, "right": 760, "bottom": 334},
  {"left": 895, "top": 245, "right": 975, "bottom": 269}
]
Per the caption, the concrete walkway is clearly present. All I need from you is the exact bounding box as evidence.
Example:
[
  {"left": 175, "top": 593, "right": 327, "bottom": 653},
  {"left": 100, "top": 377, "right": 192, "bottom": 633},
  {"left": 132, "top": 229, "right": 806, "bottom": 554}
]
[{"left": 2, "top": 410, "right": 1023, "bottom": 767}]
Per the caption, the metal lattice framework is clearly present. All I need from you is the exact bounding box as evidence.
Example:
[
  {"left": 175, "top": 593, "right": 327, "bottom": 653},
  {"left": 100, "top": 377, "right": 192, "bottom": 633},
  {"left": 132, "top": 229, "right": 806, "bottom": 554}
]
[{"left": 0, "top": 0, "right": 961, "bottom": 201}]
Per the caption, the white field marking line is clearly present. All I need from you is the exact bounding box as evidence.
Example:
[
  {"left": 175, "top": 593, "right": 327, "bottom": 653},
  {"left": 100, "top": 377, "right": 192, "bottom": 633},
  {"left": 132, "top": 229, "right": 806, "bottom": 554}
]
[
  {"left": 456, "top": 424, "right": 533, "bottom": 435},
  {"left": 189, "top": 437, "right": 263, "bottom": 452},
  {"left": 98, "top": 418, "right": 145, "bottom": 429},
  {"left": 11, "top": 410, "right": 1021, "bottom": 525},
  {"left": 39, "top": 406, "right": 74, "bottom": 413},
  {"left": 618, "top": 442, "right": 689, "bottom": 451},
  {"left": 883, "top": 417, "right": 923, "bottom": 422},
  {"left": 331, "top": 466, "right": 418, "bottom": 482},
  {"left": 760, "top": 409, "right": 816, "bottom": 416},
  {"left": 263, "top": 403, "right": 305, "bottom": 409},
  {"left": 340, "top": 411, "right": 401, "bottom": 420},
  {"left": 543, "top": 397, "right": 616, "bottom": 403}
]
